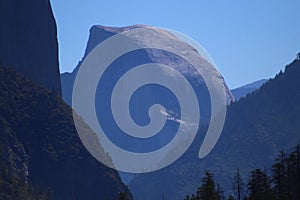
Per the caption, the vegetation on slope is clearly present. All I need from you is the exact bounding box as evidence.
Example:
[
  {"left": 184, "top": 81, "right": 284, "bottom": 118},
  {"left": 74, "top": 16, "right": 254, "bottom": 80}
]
[{"left": 0, "top": 64, "right": 132, "bottom": 200}]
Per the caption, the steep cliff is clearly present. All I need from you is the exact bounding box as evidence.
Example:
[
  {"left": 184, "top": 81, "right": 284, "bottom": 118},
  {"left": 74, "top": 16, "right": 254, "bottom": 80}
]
[{"left": 0, "top": 0, "right": 61, "bottom": 95}]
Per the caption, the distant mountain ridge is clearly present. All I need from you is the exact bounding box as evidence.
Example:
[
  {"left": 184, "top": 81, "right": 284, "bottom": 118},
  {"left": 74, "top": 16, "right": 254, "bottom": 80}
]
[{"left": 231, "top": 79, "right": 268, "bottom": 101}]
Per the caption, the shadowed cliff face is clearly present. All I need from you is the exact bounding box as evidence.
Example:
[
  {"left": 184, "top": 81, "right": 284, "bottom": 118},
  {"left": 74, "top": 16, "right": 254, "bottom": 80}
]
[{"left": 0, "top": 0, "right": 61, "bottom": 95}]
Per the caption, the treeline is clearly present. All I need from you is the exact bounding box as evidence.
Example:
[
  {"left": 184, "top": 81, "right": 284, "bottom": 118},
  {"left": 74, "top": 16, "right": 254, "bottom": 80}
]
[{"left": 184, "top": 143, "right": 300, "bottom": 200}]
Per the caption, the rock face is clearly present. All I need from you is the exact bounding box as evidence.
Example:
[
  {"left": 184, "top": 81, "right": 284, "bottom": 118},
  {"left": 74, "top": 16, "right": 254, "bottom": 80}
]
[
  {"left": 61, "top": 25, "right": 234, "bottom": 167},
  {"left": 61, "top": 24, "right": 233, "bottom": 108},
  {"left": 0, "top": 0, "right": 61, "bottom": 95}
]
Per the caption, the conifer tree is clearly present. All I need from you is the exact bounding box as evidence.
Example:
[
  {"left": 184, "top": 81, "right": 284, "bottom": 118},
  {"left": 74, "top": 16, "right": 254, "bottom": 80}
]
[
  {"left": 233, "top": 168, "right": 244, "bottom": 200},
  {"left": 272, "top": 151, "right": 287, "bottom": 199},
  {"left": 247, "top": 169, "right": 273, "bottom": 200},
  {"left": 197, "top": 171, "right": 218, "bottom": 200}
]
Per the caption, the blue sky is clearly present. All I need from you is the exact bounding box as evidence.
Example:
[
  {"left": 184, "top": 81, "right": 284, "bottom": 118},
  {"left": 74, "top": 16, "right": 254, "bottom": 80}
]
[{"left": 50, "top": 0, "right": 300, "bottom": 89}]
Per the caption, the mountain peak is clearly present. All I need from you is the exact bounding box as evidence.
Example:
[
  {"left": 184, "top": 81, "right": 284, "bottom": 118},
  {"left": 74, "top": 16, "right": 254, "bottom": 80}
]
[{"left": 62, "top": 24, "right": 234, "bottom": 107}]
